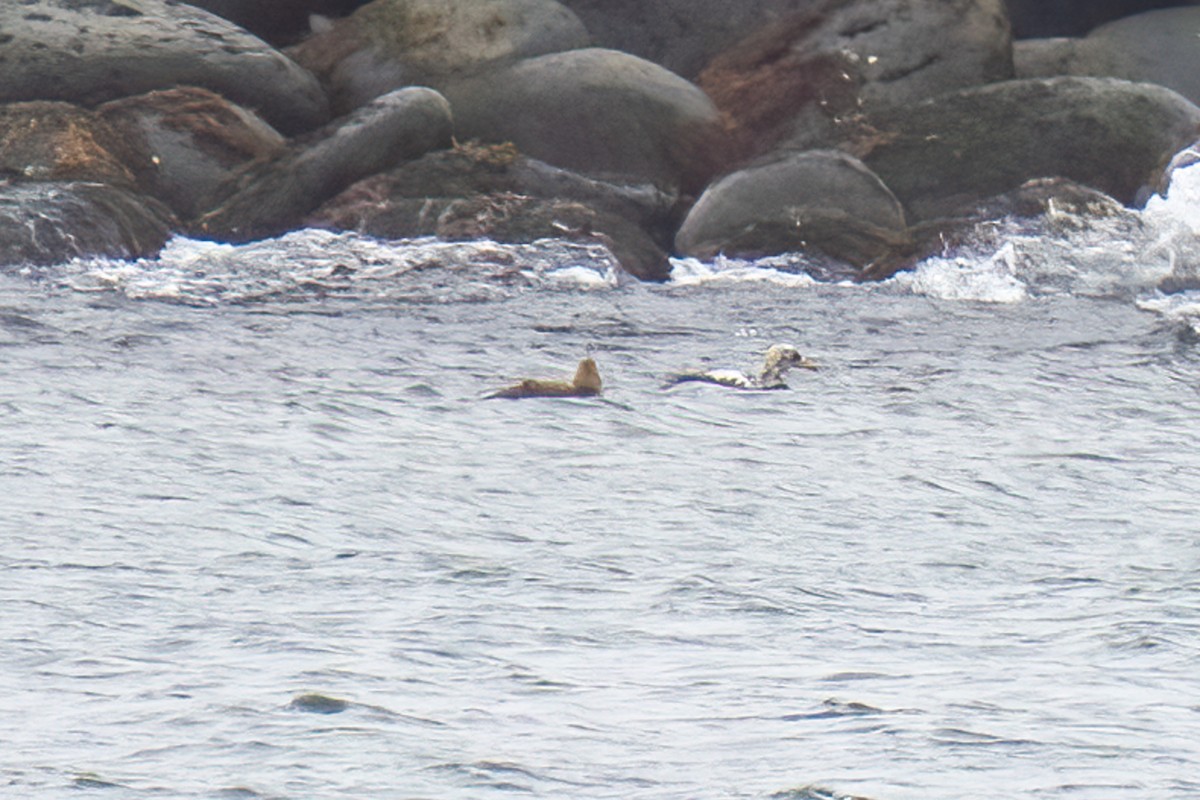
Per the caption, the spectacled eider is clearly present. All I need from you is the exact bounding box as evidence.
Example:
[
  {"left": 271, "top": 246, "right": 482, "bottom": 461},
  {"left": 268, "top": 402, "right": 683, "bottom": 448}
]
[
  {"left": 485, "top": 357, "right": 602, "bottom": 399},
  {"left": 664, "top": 344, "right": 818, "bottom": 390}
]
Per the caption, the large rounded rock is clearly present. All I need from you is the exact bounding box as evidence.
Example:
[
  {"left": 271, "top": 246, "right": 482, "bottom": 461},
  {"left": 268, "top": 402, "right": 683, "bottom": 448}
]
[
  {"left": 309, "top": 141, "right": 677, "bottom": 279},
  {"left": 675, "top": 150, "right": 910, "bottom": 269},
  {"left": 1005, "top": 0, "right": 1187, "bottom": 38},
  {"left": 98, "top": 88, "right": 287, "bottom": 221},
  {"left": 557, "top": 0, "right": 814, "bottom": 79},
  {"left": 441, "top": 48, "right": 729, "bottom": 194},
  {"left": 0, "top": 0, "right": 328, "bottom": 135},
  {"left": 312, "top": 141, "right": 678, "bottom": 234},
  {"left": 1013, "top": 37, "right": 1078, "bottom": 79},
  {"left": 185, "top": 0, "right": 370, "bottom": 45},
  {"left": 1049, "top": 8, "right": 1200, "bottom": 109},
  {"left": 0, "top": 101, "right": 147, "bottom": 188},
  {"left": 196, "top": 87, "right": 453, "bottom": 242},
  {"left": 697, "top": 0, "right": 1012, "bottom": 160},
  {"left": 0, "top": 181, "right": 175, "bottom": 268},
  {"left": 288, "top": 0, "right": 589, "bottom": 114},
  {"left": 856, "top": 77, "right": 1200, "bottom": 222}
]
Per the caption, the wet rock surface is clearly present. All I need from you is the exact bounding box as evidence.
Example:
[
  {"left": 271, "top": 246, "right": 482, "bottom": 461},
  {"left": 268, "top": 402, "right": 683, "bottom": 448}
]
[
  {"left": 0, "top": 0, "right": 329, "bottom": 136},
  {"left": 0, "top": 180, "right": 175, "bottom": 268},
  {"left": 855, "top": 77, "right": 1200, "bottom": 222},
  {"left": 675, "top": 149, "right": 910, "bottom": 271},
  {"left": 196, "top": 87, "right": 453, "bottom": 242},
  {"left": 311, "top": 142, "right": 676, "bottom": 279},
  {"left": 98, "top": 88, "right": 287, "bottom": 221},
  {"left": 441, "top": 48, "right": 729, "bottom": 194}
]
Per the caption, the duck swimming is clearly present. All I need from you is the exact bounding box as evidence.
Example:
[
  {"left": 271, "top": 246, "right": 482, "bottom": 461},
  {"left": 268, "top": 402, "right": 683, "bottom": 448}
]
[
  {"left": 486, "top": 357, "right": 602, "bottom": 399},
  {"left": 664, "top": 344, "right": 818, "bottom": 390}
]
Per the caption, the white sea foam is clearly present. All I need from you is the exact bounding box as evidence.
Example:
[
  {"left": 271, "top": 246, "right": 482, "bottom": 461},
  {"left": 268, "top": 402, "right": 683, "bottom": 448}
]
[
  {"left": 62, "top": 230, "right": 622, "bottom": 304},
  {"left": 889, "top": 242, "right": 1029, "bottom": 303},
  {"left": 1145, "top": 148, "right": 1200, "bottom": 234},
  {"left": 666, "top": 163, "right": 1200, "bottom": 306},
  {"left": 1137, "top": 291, "right": 1200, "bottom": 336},
  {"left": 668, "top": 254, "right": 819, "bottom": 287},
  {"left": 48, "top": 161, "right": 1200, "bottom": 312}
]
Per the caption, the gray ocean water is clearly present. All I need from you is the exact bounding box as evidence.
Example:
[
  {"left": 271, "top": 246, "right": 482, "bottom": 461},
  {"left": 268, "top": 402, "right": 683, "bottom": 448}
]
[{"left": 4, "top": 169, "right": 1200, "bottom": 799}]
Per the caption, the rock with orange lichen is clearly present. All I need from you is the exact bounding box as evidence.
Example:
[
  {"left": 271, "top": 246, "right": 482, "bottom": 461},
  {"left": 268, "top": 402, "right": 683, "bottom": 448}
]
[
  {"left": 556, "top": 0, "right": 811, "bottom": 79},
  {"left": 0, "top": 101, "right": 147, "bottom": 188},
  {"left": 696, "top": 0, "right": 1012, "bottom": 163},
  {"left": 0, "top": 100, "right": 178, "bottom": 267},
  {"left": 98, "top": 87, "right": 287, "bottom": 220}
]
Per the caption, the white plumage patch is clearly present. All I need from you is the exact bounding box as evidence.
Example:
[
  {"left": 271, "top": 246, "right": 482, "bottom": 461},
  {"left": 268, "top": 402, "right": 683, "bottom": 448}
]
[{"left": 698, "top": 369, "right": 753, "bottom": 388}]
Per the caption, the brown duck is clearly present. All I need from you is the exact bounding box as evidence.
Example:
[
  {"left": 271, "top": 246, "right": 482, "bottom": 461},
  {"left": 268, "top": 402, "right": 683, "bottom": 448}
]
[{"left": 486, "top": 357, "right": 602, "bottom": 399}]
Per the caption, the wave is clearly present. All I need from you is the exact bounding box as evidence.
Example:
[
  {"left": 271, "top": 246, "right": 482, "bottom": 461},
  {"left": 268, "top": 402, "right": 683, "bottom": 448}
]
[
  {"left": 58, "top": 230, "right": 626, "bottom": 306},
  {"left": 35, "top": 162, "right": 1200, "bottom": 326},
  {"left": 671, "top": 160, "right": 1200, "bottom": 312}
]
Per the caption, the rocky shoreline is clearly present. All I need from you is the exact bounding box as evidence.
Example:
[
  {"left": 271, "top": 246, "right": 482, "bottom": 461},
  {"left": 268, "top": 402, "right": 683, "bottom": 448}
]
[{"left": 2, "top": 0, "right": 1199, "bottom": 282}]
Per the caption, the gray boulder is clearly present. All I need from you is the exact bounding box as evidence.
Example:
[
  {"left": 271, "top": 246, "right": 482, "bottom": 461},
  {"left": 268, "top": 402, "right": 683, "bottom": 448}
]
[
  {"left": 675, "top": 150, "right": 910, "bottom": 270},
  {"left": 184, "top": 0, "right": 370, "bottom": 45},
  {"left": 855, "top": 77, "right": 1200, "bottom": 223},
  {"left": 0, "top": 181, "right": 175, "bottom": 268},
  {"left": 561, "top": 0, "right": 1011, "bottom": 85},
  {"left": 98, "top": 88, "right": 287, "bottom": 221},
  {"left": 0, "top": 0, "right": 328, "bottom": 135},
  {"left": 195, "top": 87, "right": 453, "bottom": 242},
  {"left": 696, "top": 0, "right": 1012, "bottom": 160},
  {"left": 288, "top": 0, "right": 589, "bottom": 114},
  {"left": 441, "top": 48, "right": 729, "bottom": 194},
  {"left": 1005, "top": 0, "right": 1187, "bottom": 38},
  {"left": 1013, "top": 38, "right": 1078, "bottom": 79},
  {"left": 309, "top": 141, "right": 678, "bottom": 279},
  {"left": 557, "top": 0, "right": 814, "bottom": 79},
  {"left": 1050, "top": 8, "right": 1200, "bottom": 109}
]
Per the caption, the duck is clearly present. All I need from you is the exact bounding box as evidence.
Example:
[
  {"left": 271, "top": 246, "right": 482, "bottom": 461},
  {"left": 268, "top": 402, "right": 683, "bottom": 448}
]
[
  {"left": 485, "top": 357, "right": 602, "bottom": 399},
  {"left": 664, "top": 344, "right": 818, "bottom": 390}
]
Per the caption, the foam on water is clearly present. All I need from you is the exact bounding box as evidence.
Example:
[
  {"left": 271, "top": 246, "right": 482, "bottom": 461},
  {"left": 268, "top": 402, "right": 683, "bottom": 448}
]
[
  {"left": 35, "top": 162, "right": 1200, "bottom": 326},
  {"left": 1144, "top": 146, "right": 1200, "bottom": 235},
  {"left": 887, "top": 243, "right": 1029, "bottom": 304},
  {"left": 61, "top": 230, "right": 624, "bottom": 306},
  {"left": 1136, "top": 291, "right": 1200, "bottom": 336},
  {"left": 668, "top": 162, "right": 1200, "bottom": 310},
  {"left": 669, "top": 255, "right": 820, "bottom": 288}
]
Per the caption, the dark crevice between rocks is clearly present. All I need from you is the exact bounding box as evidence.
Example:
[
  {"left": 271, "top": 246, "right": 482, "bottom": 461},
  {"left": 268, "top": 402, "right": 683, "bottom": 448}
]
[
  {"left": 839, "top": 16, "right": 888, "bottom": 40},
  {"left": 877, "top": 53, "right": 942, "bottom": 84}
]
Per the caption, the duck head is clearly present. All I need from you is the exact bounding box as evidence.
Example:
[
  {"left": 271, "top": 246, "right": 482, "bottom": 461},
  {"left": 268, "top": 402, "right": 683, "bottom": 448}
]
[
  {"left": 572, "top": 357, "right": 602, "bottom": 394},
  {"left": 763, "top": 344, "right": 819, "bottom": 374}
]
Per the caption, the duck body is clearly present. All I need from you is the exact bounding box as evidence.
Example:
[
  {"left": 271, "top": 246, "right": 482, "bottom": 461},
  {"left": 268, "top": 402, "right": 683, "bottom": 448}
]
[
  {"left": 666, "top": 369, "right": 783, "bottom": 390},
  {"left": 664, "top": 344, "right": 817, "bottom": 390},
  {"left": 486, "top": 357, "right": 602, "bottom": 399}
]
